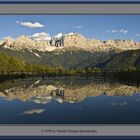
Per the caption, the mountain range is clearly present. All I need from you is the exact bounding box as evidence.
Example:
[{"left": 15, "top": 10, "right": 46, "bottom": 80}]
[{"left": 0, "top": 33, "right": 140, "bottom": 70}]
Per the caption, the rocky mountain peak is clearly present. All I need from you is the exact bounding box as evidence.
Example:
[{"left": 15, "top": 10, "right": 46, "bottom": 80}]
[
  {"left": 1, "top": 32, "right": 140, "bottom": 53},
  {"left": 12, "top": 35, "right": 35, "bottom": 51},
  {"left": 3, "top": 36, "right": 15, "bottom": 46},
  {"left": 16, "top": 35, "right": 30, "bottom": 41}
]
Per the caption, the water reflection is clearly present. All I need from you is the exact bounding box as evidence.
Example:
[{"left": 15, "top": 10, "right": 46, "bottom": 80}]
[
  {"left": 107, "top": 102, "right": 128, "bottom": 106},
  {"left": 22, "top": 109, "right": 46, "bottom": 115},
  {"left": 0, "top": 77, "right": 140, "bottom": 124},
  {"left": 0, "top": 78, "right": 140, "bottom": 104}
]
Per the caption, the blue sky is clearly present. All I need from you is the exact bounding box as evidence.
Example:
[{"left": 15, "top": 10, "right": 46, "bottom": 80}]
[{"left": 1, "top": 15, "right": 140, "bottom": 41}]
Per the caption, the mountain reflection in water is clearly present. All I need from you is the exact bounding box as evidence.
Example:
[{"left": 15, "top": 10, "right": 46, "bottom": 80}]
[{"left": 0, "top": 77, "right": 140, "bottom": 124}]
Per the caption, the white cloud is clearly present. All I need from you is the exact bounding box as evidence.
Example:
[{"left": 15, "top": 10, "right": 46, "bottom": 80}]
[
  {"left": 54, "top": 33, "right": 63, "bottom": 38},
  {"left": 136, "top": 34, "right": 140, "bottom": 37},
  {"left": 107, "top": 29, "right": 128, "bottom": 34},
  {"left": 16, "top": 21, "right": 44, "bottom": 28},
  {"left": 73, "top": 25, "right": 83, "bottom": 29},
  {"left": 29, "top": 32, "right": 51, "bottom": 41},
  {"left": 120, "top": 29, "right": 128, "bottom": 34}
]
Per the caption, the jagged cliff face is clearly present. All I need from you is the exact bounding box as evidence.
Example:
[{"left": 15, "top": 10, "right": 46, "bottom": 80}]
[
  {"left": 0, "top": 79, "right": 140, "bottom": 103},
  {"left": 1, "top": 33, "right": 140, "bottom": 69},
  {"left": 2, "top": 35, "right": 56, "bottom": 52},
  {"left": 1, "top": 33, "right": 140, "bottom": 53},
  {"left": 63, "top": 33, "right": 87, "bottom": 49},
  {"left": 62, "top": 33, "right": 140, "bottom": 52},
  {"left": 54, "top": 33, "right": 140, "bottom": 51}
]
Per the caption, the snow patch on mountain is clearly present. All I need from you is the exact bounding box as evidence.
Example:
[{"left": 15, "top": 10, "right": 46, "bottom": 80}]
[{"left": 33, "top": 52, "right": 40, "bottom": 58}]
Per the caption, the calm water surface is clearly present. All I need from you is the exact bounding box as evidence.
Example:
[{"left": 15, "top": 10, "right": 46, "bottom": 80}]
[{"left": 0, "top": 77, "right": 140, "bottom": 124}]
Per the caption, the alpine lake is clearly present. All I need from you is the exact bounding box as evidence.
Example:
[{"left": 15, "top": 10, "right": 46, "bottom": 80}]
[{"left": 0, "top": 76, "right": 140, "bottom": 124}]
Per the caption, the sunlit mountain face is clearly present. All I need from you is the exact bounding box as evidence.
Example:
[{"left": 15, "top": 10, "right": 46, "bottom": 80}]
[{"left": 0, "top": 77, "right": 140, "bottom": 124}]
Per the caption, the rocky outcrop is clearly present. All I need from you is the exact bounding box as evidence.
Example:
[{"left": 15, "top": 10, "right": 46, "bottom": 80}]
[
  {"left": 1, "top": 33, "right": 140, "bottom": 53},
  {"left": 63, "top": 33, "right": 87, "bottom": 48},
  {"left": 2, "top": 35, "right": 56, "bottom": 52},
  {"left": 61, "top": 33, "right": 140, "bottom": 52}
]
